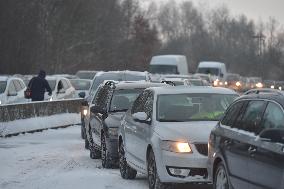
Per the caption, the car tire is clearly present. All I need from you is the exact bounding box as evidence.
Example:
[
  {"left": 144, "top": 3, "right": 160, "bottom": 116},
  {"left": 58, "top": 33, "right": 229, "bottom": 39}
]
[
  {"left": 85, "top": 138, "right": 89, "bottom": 149},
  {"left": 119, "top": 142, "right": 137, "bottom": 179},
  {"left": 147, "top": 150, "right": 172, "bottom": 189},
  {"left": 101, "top": 133, "right": 112, "bottom": 168},
  {"left": 214, "top": 162, "right": 231, "bottom": 189},
  {"left": 90, "top": 146, "right": 101, "bottom": 159}
]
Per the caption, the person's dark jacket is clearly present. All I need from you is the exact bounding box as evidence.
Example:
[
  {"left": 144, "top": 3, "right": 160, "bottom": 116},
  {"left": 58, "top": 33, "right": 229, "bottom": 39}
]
[{"left": 28, "top": 71, "right": 52, "bottom": 101}]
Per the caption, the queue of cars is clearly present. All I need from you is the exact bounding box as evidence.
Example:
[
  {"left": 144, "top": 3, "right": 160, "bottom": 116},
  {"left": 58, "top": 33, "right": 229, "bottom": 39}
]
[{"left": 78, "top": 69, "right": 283, "bottom": 189}]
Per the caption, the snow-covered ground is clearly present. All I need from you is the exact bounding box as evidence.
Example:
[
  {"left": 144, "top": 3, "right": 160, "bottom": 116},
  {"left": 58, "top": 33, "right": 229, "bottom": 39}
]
[{"left": 0, "top": 126, "right": 211, "bottom": 189}]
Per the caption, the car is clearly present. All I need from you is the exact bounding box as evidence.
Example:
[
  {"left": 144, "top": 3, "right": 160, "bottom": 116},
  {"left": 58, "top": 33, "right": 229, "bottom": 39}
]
[
  {"left": 75, "top": 70, "right": 100, "bottom": 80},
  {"left": 161, "top": 78, "right": 190, "bottom": 86},
  {"left": 45, "top": 76, "right": 76, "bottom": 100},
  {"left": 84, "top": 81, "right": 167, "bottom": 168},
  {"left": 225, "top": 73, "right": 242, "bottom": 91},
  {"left": 118, "top": 86, "right": 238, "bottom": 188},
  {"left": 0, "top": 76, "right": 27, "bottom": 105},
  {"left": 69, "top": 79, "right": 91, "bottom": 98},
  {"left": 208, "top": 88, "right": 284, "bottom": 189},
  {"left": 80, "top": 71, "right": 151, "bottom": 140}
]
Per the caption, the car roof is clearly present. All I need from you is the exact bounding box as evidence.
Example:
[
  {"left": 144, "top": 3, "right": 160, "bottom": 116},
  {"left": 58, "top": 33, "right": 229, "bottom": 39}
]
[
  {"left": 149, "top": 86, "right": 238, "bottom": 95},
  {"left": 96, "top": 70, "right": 148, "bottom": 77},
  {"left": 70, "top": 78, "right": 91, "bottom": 82},
  {"left": 113, "top": 81, "right": 167, "bottom": 90},
  {"left": 236, "top": 91, "right": 284, "bottom": 107}
]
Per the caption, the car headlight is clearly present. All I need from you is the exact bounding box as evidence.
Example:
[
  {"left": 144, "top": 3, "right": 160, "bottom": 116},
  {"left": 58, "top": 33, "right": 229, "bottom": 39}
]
[
  {"left": 279, "top": 86, "right": 282, "bottom": 91},
  {"left": 271, "top": 85, "right": 275, "bottom": 89},
  {"left": 0, "top": 100, "right": 1, "bottom": 105},
  {"left": 256, "top": 82, "right": 263, "bottom": 88},
  {"left": 161, "top": 141, "right": 192, "bottom": 153},
  {"left": 108, "top": 128, "right": 118, "bottom": 136},
  {"left": 225, "top": 81, "right": 228, "bottom": 85},
  {"left": 236, "top": 81, "right": 241, "bottom": 87},
  {"left": 83, "top": 109, "right": 88, "bottom": 116},
  {"left": 213, "top": 80, "right": 219, "bottom": 87},
  {"left": 49, "top": 96, "right": 53, "bottom": 101}
]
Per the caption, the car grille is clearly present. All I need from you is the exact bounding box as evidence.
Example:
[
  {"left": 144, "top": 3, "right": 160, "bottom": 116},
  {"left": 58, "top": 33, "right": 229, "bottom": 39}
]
[{"left": 195, "top": 144, "right": 208, "bottom": 156}]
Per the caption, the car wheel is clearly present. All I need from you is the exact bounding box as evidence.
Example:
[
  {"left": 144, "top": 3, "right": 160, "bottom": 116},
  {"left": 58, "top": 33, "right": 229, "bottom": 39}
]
[
  {"left": 119, "top": 142, "right": 137, "bottom": 179},
  {"left": 85, "top": 138, "right": 89, "bottom": 149},
  {"left": 214, "top": 162, "right": 231, "bottom": 189},
  {"left": 90, "top": 145, "right": 101, "bottom": 159},
  {"left": 147, "top": 150, "right": 172, "bottom": 189},
  {"left": 101, "top": 133, "right": 112, "bottom": 168}
]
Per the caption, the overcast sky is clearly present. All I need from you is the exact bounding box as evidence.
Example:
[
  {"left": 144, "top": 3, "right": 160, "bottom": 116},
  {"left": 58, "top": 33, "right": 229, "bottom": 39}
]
[{"left": 148, "top": 0, "right": 284, "bottom": 24}]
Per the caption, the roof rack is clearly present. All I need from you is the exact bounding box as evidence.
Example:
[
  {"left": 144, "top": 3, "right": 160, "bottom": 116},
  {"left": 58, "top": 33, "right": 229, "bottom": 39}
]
[{"left": 243, "top": 88, "right": 283, "bottom": 96}]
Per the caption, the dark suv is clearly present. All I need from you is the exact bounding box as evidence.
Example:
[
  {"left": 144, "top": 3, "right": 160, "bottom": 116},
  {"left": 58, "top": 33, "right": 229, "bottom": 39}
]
[
  {"left": 208, "top": 89, "right": 284, "bottom": 189},
  {"left": 85, "top": 81, "right": 166, "bottom": 168}
]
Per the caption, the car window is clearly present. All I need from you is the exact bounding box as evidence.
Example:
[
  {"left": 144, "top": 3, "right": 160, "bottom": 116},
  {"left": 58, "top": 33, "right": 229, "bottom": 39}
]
[
  {"left": 0, "top": 81, "right": 7, "bottom": 93},
  {"left": 19, "top": 80, "right": 26, "bottom": 89},
  {"left": 47, "top": 80, "right": 56, "bottom": 91},
  {"left": 8, "top": 81, "right": 17, "bottom": 95},
  {"left": 143, "top": 91, "right": 154, "bottom": 118},
  {"left": 92, "top": 85, "right": 112, "bottom": 111},
  {"left": 13, "top": 80, "right": 22, "bottom": 92},
  {"left": 70, "top": 80, "right": 91, "bottom": 90},
  {"left": 131, "top": 91, "right": 149, "bottom": 114},
  {"left": 62, "top": 79, "right": 69, "bottom": 90},
  {"left": 221, "top": 101, "right": 245, "bottom": 127},
  {"left": 237, "top": 100, "right": 267, "bottom": 134},
  {"left": 261, "top": 102, "right": 284, "bottom": 130},
  {"left": 109, "top": 89, "right": 144, "bottom": 112}
]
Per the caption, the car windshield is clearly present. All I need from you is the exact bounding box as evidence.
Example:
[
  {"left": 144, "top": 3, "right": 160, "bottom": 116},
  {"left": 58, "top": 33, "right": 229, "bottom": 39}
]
[
  {"left": 76, "top": 72, "right": 97, "bottom": 79},
  {"left": 157, "top": 93, "right": 237, "bottom": 122},
  {"left": 110, "top": 89, "right": 144, "bottom": 112},
  {"left": 47, "top": 80, "right": 56, "bottom": 90},
  {"left": 149, "top": 65, "right": 178, "bottom": 74},
  {"left": 0, "top": 81, "right": 7, "bottom": 93},
  {"left": 197, "top": 68, "right": 220, "bottom": 76},
  {"left": 89, "top": 73, "right": 146, "bottom": 96},
  {"left": 227, "top": 75, "right": 240, "bottom": 81},
  {"left": 70, "top": 80, "right": 91, "bottom": 90}
]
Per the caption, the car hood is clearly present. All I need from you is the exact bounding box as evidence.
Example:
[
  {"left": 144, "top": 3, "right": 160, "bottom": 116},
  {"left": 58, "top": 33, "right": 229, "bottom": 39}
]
[
  {"left": 105, "top": 112, "right": 126, "bottom": 128},
  {"left": 153, "top": 121, "right": 218, "bottom": 143}
]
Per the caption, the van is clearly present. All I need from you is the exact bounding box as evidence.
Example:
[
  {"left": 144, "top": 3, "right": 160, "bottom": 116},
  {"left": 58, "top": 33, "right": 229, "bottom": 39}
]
[
  {"left": 149, "top": 55, "right": 188, "bottom": 75},
  {"left": 196, "top": 61, "right": 227, "bottom": 81}
]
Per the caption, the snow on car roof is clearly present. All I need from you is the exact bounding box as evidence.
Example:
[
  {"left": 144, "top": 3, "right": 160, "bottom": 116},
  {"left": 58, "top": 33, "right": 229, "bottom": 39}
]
[
  {"left": 95, "top": 70, "right": 148, "bottom": 77},
  {"left": 150, "top": 86, "right": 238, "bottom": 95}
]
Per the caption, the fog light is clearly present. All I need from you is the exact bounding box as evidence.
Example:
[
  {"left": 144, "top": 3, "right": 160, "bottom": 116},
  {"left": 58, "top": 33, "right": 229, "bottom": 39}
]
[{"left": 168, "top": 167, "right": 190, "bottom": 177}]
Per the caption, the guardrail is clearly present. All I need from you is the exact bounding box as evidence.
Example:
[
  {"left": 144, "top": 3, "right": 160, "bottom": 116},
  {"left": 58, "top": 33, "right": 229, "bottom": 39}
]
[{"left": 0, "top": 99, "right": 83, "bottom": 137}]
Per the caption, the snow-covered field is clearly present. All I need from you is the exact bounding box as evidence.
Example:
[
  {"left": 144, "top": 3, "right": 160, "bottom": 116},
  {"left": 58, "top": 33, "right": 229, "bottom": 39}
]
[{"left": 0, "top": 126, "right": 211, "bottom": 189}]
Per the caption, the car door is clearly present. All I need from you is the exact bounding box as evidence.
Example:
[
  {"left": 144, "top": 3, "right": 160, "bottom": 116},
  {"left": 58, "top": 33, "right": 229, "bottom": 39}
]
[
  {"left": 90, "top": 86, "right": 112, "bottom": 147},
  {"left": 55, "top": 80, "right": 65, "bottom": 99},
  {"left": 13, "top": 80, "right": 25, "bottom": 103},
  {"left": 248, "top": 101, "right": 284, "bottom": 189},
  {"left": 124, "top": 91, "right": 148, "bottom": 167},
  {"left": 131, "top": 91, "right": 153, "bottom": 169},
  {"left": 220, "top": 100, "right": 250, "bottom": 188}
]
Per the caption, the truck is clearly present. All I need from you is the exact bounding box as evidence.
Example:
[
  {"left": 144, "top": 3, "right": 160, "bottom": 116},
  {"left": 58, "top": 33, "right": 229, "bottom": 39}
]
[
  {"left": 196, "top": 61, "right": 227, "bottom": 86},
  {"left": 149, "top": 55, "right": 189, "bottom": 75}
]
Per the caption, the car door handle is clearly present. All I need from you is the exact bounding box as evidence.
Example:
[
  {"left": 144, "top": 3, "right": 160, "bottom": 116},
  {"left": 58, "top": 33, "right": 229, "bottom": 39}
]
[
  {"left": 224, "top": 139, "right": 232, "bottom": 146},
  {"left": 248, "top": 146, "right": 257, "bottom": 154}
]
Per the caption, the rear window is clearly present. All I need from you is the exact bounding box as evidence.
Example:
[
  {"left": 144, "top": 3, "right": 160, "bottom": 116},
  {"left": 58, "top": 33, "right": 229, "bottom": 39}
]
[
  {"left": 70, "top": 80, "right": 91, "bottom": 90},
  {"left": 0, "top": 81, "right": 7, "bottom": 93},
  {"left": 149, "top": 65, "right": 178, "bottom": 74},
  {"left": 197, "top": 68, "right": 219, "bottom": 76},
  {"left": 47, "top": 80, "right": 56, "bottom": 90}
]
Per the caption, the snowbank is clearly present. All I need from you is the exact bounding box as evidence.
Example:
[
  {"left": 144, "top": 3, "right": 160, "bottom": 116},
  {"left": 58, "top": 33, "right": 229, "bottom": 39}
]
[{"left": 0, "top": 113, "right": 80, "bottom": 137}]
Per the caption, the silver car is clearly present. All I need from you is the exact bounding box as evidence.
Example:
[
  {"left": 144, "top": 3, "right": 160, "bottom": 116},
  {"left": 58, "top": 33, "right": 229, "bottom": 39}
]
[{"left": 118, "top": 86, "right": 238, "bottom": 189}]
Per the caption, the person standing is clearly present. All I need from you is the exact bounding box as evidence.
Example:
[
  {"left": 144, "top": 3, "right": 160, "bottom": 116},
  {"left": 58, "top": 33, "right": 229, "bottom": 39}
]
[{"left": 28, "top": 70, "right": 52, "bottom": 101}]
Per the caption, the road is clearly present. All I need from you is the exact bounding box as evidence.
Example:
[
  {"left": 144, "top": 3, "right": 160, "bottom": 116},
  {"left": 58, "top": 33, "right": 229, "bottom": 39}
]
[{"left": 0, "top": 126, "right": 212, "bottom": 189}]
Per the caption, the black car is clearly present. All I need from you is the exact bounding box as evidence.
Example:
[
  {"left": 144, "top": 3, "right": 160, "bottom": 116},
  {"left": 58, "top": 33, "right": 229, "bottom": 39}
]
[
  {"left": 208, "top": 88, "right": 284, "bottom": 189},
  {"left": 80, "top": 71, "right": 151, "bottom": 142},
  {"left": 85, "top": 81, "right": 166, "bottom": 168}
]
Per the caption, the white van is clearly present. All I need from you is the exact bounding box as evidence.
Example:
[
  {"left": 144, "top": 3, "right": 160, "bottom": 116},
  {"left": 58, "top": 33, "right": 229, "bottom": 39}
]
[
  {"left": 149, "top": 55, "right": 188, "bottom": 75},
  {"left": 196, "top": 61, "right": 227, "bottom": 81}
]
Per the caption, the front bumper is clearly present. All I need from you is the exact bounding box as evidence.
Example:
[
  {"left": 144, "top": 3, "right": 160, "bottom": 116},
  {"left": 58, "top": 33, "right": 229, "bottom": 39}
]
[{"left": 154, "top": 148, "right": 211, "bottom": 183}]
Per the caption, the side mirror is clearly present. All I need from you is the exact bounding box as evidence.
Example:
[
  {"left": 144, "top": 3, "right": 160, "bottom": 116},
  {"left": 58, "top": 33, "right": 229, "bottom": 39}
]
[
  {"left": 78, "top": 92, "right": 86, "bottom": 98},
  {"left": 259, "top": 129, "right": 284, "bottom": 144},
  {"left": 132, "top": 112, "right": 150, "bottom": 124},
  {"left": 90, "top": 105, "right": 106, "bottom": 114}
]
